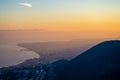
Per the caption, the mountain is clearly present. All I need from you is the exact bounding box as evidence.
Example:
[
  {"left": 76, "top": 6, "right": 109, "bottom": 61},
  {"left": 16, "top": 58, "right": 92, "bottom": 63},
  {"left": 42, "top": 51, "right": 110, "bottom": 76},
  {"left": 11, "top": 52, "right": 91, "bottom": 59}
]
[
  {"left": 55, "top": 40, "right": 120, "bottom": 80},
  {"left": 0, "top": 40, "right": 120, "bottom": 80}
]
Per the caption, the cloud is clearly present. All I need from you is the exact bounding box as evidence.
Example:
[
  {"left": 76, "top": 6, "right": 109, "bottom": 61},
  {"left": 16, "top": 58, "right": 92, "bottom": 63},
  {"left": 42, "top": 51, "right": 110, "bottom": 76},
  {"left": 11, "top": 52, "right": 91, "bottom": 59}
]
[{"left": 19, "top": 2, "right": 32, "bottom": 8}]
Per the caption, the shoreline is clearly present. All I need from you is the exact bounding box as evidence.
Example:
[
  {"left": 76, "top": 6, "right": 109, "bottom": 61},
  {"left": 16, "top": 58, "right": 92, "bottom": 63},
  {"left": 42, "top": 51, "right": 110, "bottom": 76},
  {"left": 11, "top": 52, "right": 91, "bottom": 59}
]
[{"left": 17, "top": 40, "right": 95, "bottom": 64}]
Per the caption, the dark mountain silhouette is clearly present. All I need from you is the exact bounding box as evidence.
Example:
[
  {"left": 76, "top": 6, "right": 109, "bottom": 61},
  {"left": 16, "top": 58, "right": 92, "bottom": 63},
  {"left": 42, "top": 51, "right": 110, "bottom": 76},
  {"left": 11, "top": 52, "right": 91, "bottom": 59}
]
[
  {"left": 0, "top": 40, "right": 120, "bottom": 80},
  {"left": 55, "top": 40, "right": 120, "bottom": 80}
]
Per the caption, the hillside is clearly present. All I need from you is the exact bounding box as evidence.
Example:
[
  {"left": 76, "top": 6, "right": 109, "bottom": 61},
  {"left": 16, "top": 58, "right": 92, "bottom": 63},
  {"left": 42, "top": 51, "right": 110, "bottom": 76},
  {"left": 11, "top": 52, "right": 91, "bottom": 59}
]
[
  {"left": 55, "top": 40, "right": 120, "bottom": 80},
  {"left": 0, "top": 40, "right": 120, "bottom": 80}
]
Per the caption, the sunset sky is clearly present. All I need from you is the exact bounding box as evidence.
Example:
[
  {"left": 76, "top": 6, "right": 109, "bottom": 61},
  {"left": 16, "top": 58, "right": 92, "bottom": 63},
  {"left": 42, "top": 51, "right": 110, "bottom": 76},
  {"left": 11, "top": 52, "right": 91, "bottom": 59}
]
[{"left": 0, "top": 0, "right": 120, "bottom": 34}]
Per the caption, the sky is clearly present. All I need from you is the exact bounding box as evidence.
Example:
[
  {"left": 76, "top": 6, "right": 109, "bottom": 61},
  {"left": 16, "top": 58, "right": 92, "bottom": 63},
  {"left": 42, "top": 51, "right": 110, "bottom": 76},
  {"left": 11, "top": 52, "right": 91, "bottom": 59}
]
[{"left": 0, "top": 0, "right": 120, "bottom": 35}]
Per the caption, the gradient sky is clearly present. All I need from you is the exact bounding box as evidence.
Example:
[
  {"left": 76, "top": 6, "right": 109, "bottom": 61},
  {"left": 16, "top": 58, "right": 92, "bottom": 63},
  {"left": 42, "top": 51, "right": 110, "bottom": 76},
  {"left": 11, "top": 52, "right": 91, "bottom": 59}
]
[{"left": 0, "top": 0, "right": 120, "bottom": 34}]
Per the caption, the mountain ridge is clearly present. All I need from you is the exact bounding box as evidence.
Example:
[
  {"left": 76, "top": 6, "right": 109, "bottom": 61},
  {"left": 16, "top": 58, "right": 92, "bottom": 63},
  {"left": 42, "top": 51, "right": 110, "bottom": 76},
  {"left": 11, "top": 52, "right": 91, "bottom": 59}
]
[
  {"left": 0, "top": 40, "right": 120, "bottom": 80},
  {"left": 55, "top": 40, "right": 120, "bottom": 80}
]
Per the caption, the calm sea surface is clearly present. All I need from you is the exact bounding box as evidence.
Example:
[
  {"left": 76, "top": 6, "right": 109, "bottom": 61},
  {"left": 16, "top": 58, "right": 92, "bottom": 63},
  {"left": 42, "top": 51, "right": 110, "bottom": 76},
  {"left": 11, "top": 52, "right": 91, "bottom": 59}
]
[{"left": 0, "top": 43, "right": 40, "bottom": 68}]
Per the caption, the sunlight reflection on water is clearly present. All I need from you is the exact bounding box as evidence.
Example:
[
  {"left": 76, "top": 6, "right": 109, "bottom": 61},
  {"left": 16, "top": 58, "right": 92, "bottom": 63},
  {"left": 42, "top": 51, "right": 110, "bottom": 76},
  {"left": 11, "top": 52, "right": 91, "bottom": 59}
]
[{"left": 0, "top": 43, "right": 40, "bottom": 68}]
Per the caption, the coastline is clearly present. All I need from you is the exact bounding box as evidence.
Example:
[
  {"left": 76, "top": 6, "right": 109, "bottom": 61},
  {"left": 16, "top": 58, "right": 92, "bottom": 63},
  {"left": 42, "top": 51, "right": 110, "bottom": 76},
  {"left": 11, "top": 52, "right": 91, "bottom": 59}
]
[{"left": 17, "top": 40, "right": 95, "bottom": 64}]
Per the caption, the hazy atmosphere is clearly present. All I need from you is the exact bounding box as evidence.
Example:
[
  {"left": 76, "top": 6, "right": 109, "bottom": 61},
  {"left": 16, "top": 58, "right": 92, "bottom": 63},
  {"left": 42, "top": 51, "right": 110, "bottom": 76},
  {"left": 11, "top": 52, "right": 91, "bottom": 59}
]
[
  {"left": 0, "top": 0, "right": 120, "bottom": 40},
  {"left": 0, "top": 0, "right": 120, "bottom": 80}
]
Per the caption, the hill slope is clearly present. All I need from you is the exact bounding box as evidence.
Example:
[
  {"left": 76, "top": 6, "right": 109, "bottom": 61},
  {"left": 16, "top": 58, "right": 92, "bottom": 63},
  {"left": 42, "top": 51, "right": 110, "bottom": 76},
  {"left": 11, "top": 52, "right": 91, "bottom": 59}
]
[
  {"left": 55, "top": 40, "right": 120, "bottom": 80},
  {"left": 0, "top": 40, "right": 120, "bottom": 80}
]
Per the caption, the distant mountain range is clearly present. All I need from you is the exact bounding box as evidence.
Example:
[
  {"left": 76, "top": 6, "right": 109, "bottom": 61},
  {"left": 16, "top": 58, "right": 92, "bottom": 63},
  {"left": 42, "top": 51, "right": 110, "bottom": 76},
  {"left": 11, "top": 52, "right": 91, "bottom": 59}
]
[{"left": 0, "top": 40, "right": 120, "bottom": 80}]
